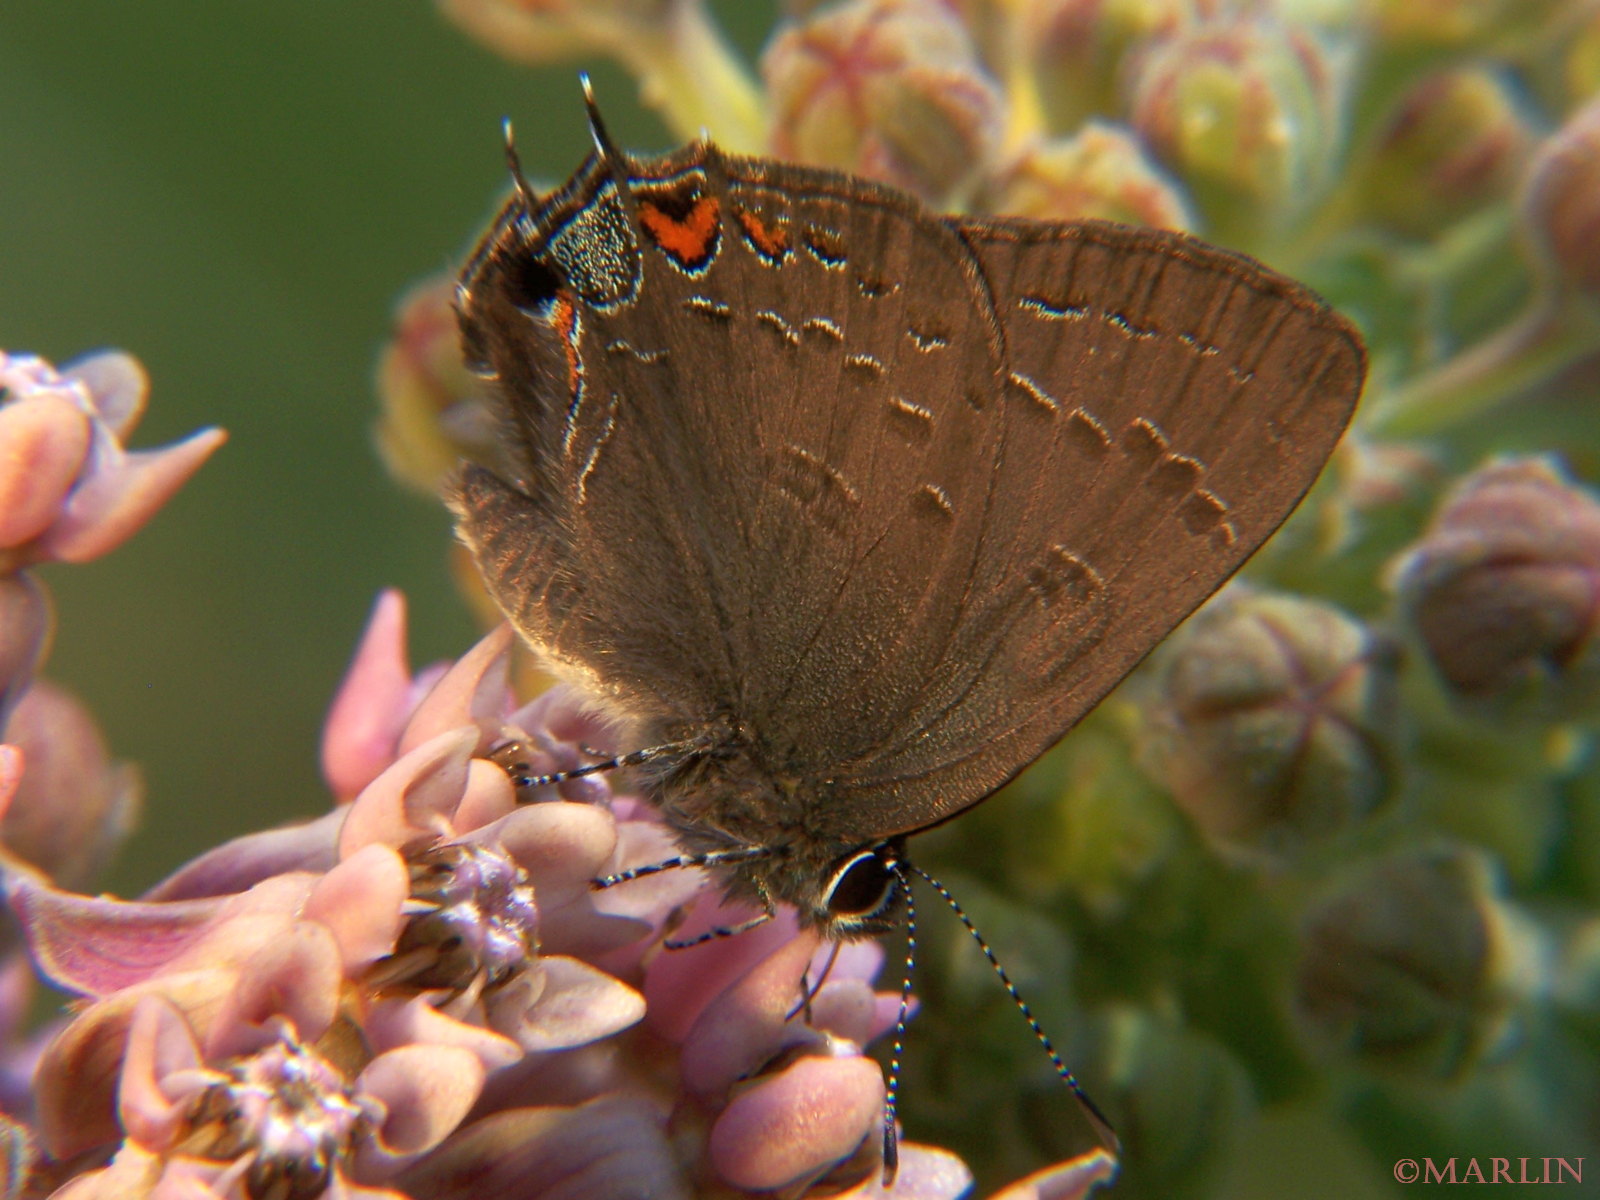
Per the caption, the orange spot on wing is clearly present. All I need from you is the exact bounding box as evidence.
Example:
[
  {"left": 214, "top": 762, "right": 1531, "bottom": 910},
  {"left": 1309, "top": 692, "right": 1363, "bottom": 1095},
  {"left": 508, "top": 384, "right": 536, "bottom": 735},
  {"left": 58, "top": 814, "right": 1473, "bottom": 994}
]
[
  {"left": 736, "top": 208, "right": 790, "bottom": 261},
  {"left": 551, "top": 293, "right": 581, "bottom": 397},
  {"left": 640, "top": 195, "right": 721, "bottom": 266}
]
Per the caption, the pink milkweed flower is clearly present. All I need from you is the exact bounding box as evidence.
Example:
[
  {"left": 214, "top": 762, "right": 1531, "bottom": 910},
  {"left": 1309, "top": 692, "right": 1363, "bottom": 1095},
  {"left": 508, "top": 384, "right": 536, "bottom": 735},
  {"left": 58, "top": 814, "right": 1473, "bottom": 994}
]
[
  {"left": 0, "top": 350, "right": 225, "bottom": 569},
  {"left": 11, "top": 594, "right": 1113, "bottom": 1198},
  {"left": 12, "top": 844, "right": 413, "bottom": 1159},
  {"left": 48, "top": 994, "right": 482, "bottom": 1200}
]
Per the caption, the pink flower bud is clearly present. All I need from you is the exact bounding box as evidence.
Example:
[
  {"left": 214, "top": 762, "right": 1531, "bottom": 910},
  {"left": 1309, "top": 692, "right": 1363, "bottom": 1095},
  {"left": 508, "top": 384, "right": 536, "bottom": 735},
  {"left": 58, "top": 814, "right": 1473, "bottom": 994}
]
[
  {"left": 764, "top": 0, "right": 1004, "bottom": 200},
  {"left": 1520, "top": 94, "right": 1600, "bottom": 300},
  {"left": 0, "top": 350, "right": 223, "bottom": 568},
  {"left": 1362, "top": 67, "right": 1535, "bottom": 237},
  {"left": 1391, "top": 456, "right": 1600, "bottom": 714},
  {"left": 1, "top": 679, "right": 139, "bottom": 889}
]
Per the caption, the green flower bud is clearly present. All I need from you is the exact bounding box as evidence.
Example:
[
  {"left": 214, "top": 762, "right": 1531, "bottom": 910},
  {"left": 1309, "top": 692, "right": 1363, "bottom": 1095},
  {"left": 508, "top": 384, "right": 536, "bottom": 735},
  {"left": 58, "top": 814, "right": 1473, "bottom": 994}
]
[
  {"left": 1125, "top": 17, "right": 1343, "bottom": 235},
  {"left": 1091, "top": 1008, "right": 1254, "bottom": 1196},
  {"left": 1565, "top": 6, "right": 1600, "bottom": 109},
  {"left": 1368, "top": 0, "right": 1570, "bottom": 55},
  {"left": 763, "top": 0, "right": 1005, "bottom": 201},
  {"left": 1026, "top": 0, "right": 1210, "bottom": 126},
  {"left": 1519, "top": 94, "right": 1600, "bottom": 301},
  {"left": 1139, "top": 588, "right": 1400, "bottom": 862},
  {"left": 1294, "top": 848, "right": 1534, "bottom": 1078},
  {"left": 1390, "top": 456, "right": 1600, "bottom": 716},
  {"left": 1360, "top": 67, "right": 1535, "bottom": 238},
  {"left": 976, "top": 120, "right": 1198, "bottom": 229}
]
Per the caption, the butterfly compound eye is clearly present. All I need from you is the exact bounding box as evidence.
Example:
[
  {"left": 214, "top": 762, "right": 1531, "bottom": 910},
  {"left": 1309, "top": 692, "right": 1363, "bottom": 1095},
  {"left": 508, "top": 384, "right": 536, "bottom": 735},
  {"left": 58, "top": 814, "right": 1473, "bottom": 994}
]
[{"left": 822, "top": 849, "right": 899, "bottom": 921}]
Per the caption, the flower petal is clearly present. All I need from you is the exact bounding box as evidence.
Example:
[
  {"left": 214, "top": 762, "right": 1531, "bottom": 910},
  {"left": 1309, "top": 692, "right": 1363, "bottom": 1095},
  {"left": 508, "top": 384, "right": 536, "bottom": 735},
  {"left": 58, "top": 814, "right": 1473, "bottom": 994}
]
[
  {"left": 0, "top": 575, "right": 52, "bottom": 726},
  {"left": 488, "top": 801, "right": 617, "bottom": 902},
  {"left": 337, "top": 727, "right": 478, "bottom": 855},
  {"left": 0, "top": 391, "right": 92, "bottom": 547},
  {"left": 61, "top": 350, "right": 149, "bottom": 438},
  {"left": 708, "top": 1054, "right": 885, "bottom": 1192},
  {"left": 363, "top": 993, "right": 523, "bottom": 1071},
  {"left": 322, "top": 591, "right": 414, "bottom": 801},
  {"left": 304, "top": 843, "right": 409, "bottom": 971},
  {"left": 35, "top": 973, "right": 232, "bottom": 1157},
  {"left": 119, "top": 997, "right": 209, "bottom": 1152},
  {"left": 830, "top": 1144, "right": 973, "bottom": 1200},
  {"left": 987, "top": 1150, "right": 1120, "bottom": 1200},
  {"left": 392, "top": 1096, "right": 689, "bottom": 1200},
  {"left": 489, "top": 955, "right": 645, "bottom": 1051},
  {"left": 398, "top": 624, "right": 513, "bottom": 756},
  {"left": 356, "top": 1044, "right": 485, "bottom": 1168},
  {"left": 808, "top": 978, "right": 879, "bottom": 1048},
  {"left": 38, "top": 425, "right": 226, "bottom": 564},
  {"left": 0, "top": 746, "right": 22, "bottom": 824},
  {"left": 206, "top": 922, "right": 344, "bottom": 1058},
  {"left": 7, "top": 872, "right": 226, "bottom": 997},
  {"left": 47, "top": 1143, "right": 163, "bottom": 1200},
  {"left": 642, "top": 897, "right": 802, "bottom": 1042},
  {"left": 448, "top": 756, "right": 518, "bottom": 832},
  {"left": 590, "top": 820, "right": 706, "bottom": 933},
  {"left": 143, "top": 807, "right": 344, "bottom": 902},
  {"left": 681, "top": 925, "right": 824, "bottom": 1099}
]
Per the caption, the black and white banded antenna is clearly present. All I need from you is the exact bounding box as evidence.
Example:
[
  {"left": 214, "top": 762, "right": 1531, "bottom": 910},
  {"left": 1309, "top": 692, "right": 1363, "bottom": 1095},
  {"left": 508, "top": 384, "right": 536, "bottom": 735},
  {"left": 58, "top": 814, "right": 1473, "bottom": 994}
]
[
  {"left": 880, "top": 858, "right": 918, "bottom": 1184},
  {"left": 909, "top": 863, "right": 1122, "bottom": 1159}
]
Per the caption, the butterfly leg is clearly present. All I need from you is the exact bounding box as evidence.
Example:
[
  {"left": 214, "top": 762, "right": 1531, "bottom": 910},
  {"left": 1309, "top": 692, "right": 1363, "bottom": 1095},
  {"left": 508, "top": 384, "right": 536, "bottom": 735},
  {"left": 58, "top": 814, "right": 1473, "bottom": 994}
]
[
  {"left": 489, "top": 738, "right": 694, "bottom": 795},
  {"left": 786, "top": 938, "right": 845, "bottom": 1024},
  {"left": 663, "top": 907, "right": 774, "bottom": 949}
]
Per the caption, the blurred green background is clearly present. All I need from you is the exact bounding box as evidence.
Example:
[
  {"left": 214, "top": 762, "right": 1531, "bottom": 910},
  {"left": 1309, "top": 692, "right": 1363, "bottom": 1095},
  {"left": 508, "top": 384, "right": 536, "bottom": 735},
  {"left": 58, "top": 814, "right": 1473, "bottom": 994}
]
[{"left": 1, "top": 2, "right": 772, "bottom": 894}]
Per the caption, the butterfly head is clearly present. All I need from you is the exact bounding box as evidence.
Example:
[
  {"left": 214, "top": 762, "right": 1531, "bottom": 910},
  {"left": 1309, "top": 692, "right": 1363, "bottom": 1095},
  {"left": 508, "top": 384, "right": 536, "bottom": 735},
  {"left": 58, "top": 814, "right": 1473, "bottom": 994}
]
[
  {"left": 812, "top": 844, "right": 907, "bottom": 939},
  {"left": 676, "top": 828, "right": 909, "bottom": 941}
]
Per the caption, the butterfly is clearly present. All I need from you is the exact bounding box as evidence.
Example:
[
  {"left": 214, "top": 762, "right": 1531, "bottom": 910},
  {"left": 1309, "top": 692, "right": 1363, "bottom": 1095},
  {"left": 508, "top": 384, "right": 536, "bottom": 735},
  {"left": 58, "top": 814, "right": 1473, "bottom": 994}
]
[{"left": 449, "top": 83, "right": 1364, "bottom": 1168}]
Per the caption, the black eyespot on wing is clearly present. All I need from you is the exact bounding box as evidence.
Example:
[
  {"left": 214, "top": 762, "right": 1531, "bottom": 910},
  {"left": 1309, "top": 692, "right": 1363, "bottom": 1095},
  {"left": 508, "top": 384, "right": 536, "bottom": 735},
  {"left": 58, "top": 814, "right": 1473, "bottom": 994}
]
[{"left": 502, "top": 252, "right": 564, "bottom": 315}]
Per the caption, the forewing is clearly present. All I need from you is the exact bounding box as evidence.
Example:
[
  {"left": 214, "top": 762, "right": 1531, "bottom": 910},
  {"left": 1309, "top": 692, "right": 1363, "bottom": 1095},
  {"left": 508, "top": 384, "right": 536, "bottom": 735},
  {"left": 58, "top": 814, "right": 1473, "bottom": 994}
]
[
  {"left": 820, "top": 218, "right": 1365, "bottom": 841},
  {"left": 453, "top": 144, "right": 1012, "bottom": 739}
]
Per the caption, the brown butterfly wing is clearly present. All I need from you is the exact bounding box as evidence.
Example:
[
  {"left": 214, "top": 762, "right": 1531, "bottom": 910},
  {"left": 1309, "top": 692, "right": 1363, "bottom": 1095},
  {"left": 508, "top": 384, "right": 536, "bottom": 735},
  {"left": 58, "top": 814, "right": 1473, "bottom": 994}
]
[
  {"left": 819, "top": 218, "right": 1365, "bottom": 841},
  {"left": 453, "top": 143, "right": 1014, "bottom": 751},
  {"left": 454, "top": 143, "right": 1364, "bottom": 848}
]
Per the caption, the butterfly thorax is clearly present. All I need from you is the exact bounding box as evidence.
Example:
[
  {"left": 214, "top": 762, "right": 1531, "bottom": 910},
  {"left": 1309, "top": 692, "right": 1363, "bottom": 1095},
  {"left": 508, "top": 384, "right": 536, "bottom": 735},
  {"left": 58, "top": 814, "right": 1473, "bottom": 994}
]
[{"left": 644, "top": 727, "right": 903, "bottom": 937}]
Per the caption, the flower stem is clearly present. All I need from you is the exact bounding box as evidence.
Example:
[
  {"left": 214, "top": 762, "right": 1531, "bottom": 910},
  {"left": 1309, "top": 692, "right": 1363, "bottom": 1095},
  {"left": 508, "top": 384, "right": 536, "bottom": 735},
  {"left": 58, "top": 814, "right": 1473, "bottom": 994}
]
[
  {"left": 1371, "top": 292, "right": 1600, "bottom": 439},
  {"left": 620, "top": 1, "right": 767, "bottom": 154}
]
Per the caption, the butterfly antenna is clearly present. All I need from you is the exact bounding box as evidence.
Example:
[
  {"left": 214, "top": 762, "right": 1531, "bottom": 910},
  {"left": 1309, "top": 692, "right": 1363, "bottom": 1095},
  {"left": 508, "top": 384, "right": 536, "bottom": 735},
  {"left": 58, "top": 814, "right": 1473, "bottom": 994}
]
[
  {"left": 592, "top": 845, "right": 773, "bottom": 889},
  {"left": 501, "top": 117, "right": 536, "bottom": 209},
  {"left": 880, "top": 861, "right": 917, "bottom": 1185},
  {"left": 579, "top": 72, "right": 623, "bottom": 164},
  {"left": 909, "top": 864, "right": 1122, "bottom": 1159}
]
